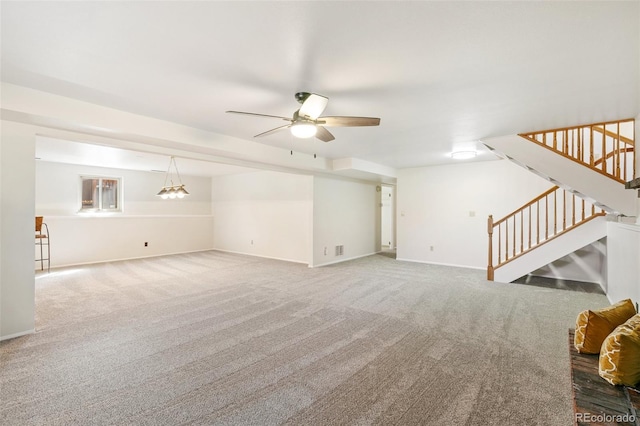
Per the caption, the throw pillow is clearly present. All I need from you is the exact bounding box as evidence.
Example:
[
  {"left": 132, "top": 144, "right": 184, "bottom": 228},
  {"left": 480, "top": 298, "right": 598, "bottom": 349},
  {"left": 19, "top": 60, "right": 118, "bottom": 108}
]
[
  {"left": 574, "top": 299, "right": 636, "bottom": 354},
  {"left": 599, "top": 313, "right": 640, "bottom": 387}
]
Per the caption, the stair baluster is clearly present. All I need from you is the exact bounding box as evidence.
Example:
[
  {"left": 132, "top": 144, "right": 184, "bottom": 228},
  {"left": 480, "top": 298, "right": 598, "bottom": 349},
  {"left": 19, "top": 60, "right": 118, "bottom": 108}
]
[{"left": 487, "top": 186, "right": 606, "bottom": 281}]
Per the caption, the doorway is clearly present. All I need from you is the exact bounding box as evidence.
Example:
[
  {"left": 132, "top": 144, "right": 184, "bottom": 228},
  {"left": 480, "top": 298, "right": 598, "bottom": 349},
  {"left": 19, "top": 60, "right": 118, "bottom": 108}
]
[{"left": 380, "top": 185, "right": 395, "bottom": 256}]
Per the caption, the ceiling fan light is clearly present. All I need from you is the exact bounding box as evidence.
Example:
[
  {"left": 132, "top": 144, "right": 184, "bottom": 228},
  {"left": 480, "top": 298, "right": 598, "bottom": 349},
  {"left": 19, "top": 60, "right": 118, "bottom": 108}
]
[
  {"left": 451, "top": 150, "right": 477, "bottom": 160},
  {"left": 290, "top": 122, "right": 317, "bottom": 138}
]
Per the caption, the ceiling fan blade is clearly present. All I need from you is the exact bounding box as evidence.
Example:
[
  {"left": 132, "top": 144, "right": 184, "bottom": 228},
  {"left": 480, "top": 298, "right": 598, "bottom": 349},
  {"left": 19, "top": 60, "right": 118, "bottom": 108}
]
[
  {"left": 315, "top": 126, "right": 335, "bottom": 142},
  {"left": 319, "top": 116, "right": 380, "bottom": 127},
  {"left": 226, "top": 111, "right": 291, "bottom": 121},
  {"left": 254, "top": 124, "right": 291, "bottom": 138},
  {"left": 298, "top": 94, "right": 329, "bottom": 120}
]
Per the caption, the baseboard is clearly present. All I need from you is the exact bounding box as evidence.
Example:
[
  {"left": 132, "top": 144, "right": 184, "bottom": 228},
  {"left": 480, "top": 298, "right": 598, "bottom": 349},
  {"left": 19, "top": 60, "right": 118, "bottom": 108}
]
[
  {"left": 211, "top": 249, "right": 309, "bottom": 265},
  {"left": 0, "top": 328, "right": 35, "bottom": 342},
  {"left": 38, "top": 248, "right": 217, "bottom": 271},
  {"left": 395, "top": 257, "right": 486, "bottom": 271},
  {"left": 310, "top": 252, "right": 378, "bottom": 268}
]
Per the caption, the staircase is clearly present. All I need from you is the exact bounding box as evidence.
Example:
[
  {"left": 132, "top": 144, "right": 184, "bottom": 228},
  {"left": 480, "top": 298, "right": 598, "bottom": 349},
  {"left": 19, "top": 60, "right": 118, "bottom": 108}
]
[{"left": 483, "top": 119, "right": 636, "bottom": 282}]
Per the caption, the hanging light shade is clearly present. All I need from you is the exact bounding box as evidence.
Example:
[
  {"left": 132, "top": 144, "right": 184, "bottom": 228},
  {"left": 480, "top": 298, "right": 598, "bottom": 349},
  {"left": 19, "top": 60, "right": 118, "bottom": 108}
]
[
  {"left": 157, "top": 156, "right": 189, "bottom": 199},
  {"left": 156, "top": 187, "right": 170, "bottom": 199},
  {"left": 175, "top": 185, "right": 189, "bottom": 199}
]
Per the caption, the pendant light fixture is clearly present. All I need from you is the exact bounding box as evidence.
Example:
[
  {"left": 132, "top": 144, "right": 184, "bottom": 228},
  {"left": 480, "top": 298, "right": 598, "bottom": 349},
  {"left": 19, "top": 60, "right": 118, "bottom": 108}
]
[{"left": 157, "top": 156, "right": 189, "bottom": 199}]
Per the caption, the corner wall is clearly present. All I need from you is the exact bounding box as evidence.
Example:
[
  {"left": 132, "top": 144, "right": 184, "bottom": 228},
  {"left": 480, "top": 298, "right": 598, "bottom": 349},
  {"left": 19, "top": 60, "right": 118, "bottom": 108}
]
[
  {"left": 1, "top": 122, "right": 36, "bottom": 340},
  {"left": 606, "top": 222, "right": 640, "bottom": 307},
  {"left": 312, "top": 176, "right": 379, "bottom": 267},
  {"left": 397, "top": 159, "right": 552, "bottom": 269},
  {"left": 211, "top": 171, "right": 312, "bottom": 264}
]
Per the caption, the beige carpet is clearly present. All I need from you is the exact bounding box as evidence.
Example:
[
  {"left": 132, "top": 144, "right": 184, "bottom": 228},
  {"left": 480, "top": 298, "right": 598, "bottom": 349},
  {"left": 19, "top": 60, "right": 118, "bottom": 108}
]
[{"left": 1, "top": 251, "right": 608, "bottom": 425}]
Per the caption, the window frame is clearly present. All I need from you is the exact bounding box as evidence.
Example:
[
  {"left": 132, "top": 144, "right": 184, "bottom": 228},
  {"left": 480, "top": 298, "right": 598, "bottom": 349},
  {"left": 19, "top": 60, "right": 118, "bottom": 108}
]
[{"left": 78, "top": 175, "right": 123, "bottom": 213}]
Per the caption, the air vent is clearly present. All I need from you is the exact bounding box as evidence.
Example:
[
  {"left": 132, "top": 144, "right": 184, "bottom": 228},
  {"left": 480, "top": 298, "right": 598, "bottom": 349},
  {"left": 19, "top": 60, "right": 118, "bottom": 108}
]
[{"left": 335, "top": 245, "right": 344, "bottom": 256}]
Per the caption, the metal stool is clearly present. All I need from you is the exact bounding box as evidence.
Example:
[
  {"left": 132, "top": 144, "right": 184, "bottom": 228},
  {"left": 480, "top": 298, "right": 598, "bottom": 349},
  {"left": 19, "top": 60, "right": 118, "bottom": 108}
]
[{"left": 35, "top": 216, "right": 50, "bottom": 272}]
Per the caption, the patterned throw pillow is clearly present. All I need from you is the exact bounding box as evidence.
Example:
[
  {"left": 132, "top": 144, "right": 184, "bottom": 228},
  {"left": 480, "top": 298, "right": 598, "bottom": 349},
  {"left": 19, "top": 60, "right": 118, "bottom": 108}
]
[
  {"left": 599, "top": 314, "right": 640, "bottom": 387},
  {"left": 574, "top": 299, "right": 636, "bottom": 354}
]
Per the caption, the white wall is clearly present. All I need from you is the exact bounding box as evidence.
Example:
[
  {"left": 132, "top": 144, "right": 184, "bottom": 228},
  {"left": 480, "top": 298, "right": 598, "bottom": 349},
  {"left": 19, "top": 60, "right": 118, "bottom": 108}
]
[
  {"left": 1, "top": 122, "right": 36, "bottom": 340},
  {"left": 312, "top": 176, "right": 379, "bottom": 267},
  {"left": 35, "top": 161, "right": 213, "bottom": 268},
  {"left": 606, "top": 222, "right": 640, "bottom": 308},
  {"left": 397, "top": 159, "right": 552, "bottom": 269},
  {"left": 211, "top": 171, "right": 312, "bottom": 264},
  {"left": 36, "top": 161, "right": 212, "bottom": 216}
]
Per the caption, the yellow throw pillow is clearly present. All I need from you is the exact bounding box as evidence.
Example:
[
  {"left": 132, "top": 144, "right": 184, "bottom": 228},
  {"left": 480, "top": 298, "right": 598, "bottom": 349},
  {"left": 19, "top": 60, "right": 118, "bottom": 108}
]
[
  {"left": 599, "top": 314, "right": 640, "bottom": 387},
  {"left": 574, "top": 299, "right": 636, "bottom": 354}
]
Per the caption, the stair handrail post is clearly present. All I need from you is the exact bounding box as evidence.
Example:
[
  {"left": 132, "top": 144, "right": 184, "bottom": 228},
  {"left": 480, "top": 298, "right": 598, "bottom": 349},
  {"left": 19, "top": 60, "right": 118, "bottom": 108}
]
[{"left": 487, "top": 215, "right": 494, "bottom": 281}]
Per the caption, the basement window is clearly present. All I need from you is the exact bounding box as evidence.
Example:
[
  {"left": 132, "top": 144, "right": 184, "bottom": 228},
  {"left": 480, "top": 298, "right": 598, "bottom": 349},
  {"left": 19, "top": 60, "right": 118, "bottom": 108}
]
[{"left": 79, "top": 176, "right": 122, "bottom": 213}]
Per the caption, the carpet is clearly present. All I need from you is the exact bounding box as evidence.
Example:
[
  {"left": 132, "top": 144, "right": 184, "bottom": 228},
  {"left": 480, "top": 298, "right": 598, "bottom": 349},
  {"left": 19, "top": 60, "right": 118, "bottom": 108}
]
[{"left": 0, "top": 251, "right": 608, "bottom": 425}]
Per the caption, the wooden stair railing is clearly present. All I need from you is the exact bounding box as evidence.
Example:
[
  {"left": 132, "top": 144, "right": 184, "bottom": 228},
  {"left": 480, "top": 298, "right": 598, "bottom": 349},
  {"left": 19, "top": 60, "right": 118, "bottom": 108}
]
[
  {"left": 487, "top": 186, "right": 606, "bottom": 281},
  {"left": 519, "top": 118, "right": 635, "bottom": 184}
]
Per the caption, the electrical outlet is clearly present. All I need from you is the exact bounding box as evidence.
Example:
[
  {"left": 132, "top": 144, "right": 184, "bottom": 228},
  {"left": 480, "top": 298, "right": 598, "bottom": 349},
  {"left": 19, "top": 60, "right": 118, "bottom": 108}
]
[{"left": 144, "top": 242, "right": 148, "bottom": 247}]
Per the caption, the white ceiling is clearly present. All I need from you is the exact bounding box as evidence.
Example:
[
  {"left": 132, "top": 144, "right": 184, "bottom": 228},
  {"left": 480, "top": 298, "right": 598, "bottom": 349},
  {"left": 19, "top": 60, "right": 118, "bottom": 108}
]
[
  {"left": 35, "top": 136, "right": 260, "bottom": 178},
  {"left": 1, "top": 1, "right": 639, "bottom": 176}
]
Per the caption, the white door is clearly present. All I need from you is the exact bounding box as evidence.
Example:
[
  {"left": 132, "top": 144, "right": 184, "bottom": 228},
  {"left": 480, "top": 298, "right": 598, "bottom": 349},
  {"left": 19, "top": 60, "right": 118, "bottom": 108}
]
[{"left": 381, "top": 186, "right": 395, "bottom": 248}]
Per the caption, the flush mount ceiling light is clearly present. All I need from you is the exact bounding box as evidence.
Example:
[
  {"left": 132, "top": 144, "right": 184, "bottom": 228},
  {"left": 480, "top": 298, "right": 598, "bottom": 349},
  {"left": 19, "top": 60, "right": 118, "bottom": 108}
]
[
  {"left": 451, "top": 150, "right": 477, "bottom": 160},
  {"left": 156, "top": 156, "right": 189, "bottom": 199},
  {"left": 290, "top": 121, "right": 318, "bottom": 138}
]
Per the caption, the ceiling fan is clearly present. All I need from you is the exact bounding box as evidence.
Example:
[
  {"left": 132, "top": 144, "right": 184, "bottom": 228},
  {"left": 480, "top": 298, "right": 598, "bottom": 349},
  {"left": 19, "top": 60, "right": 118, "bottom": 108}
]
[{"left": 226, "top": 92, "right": 380, "bottom": 142}]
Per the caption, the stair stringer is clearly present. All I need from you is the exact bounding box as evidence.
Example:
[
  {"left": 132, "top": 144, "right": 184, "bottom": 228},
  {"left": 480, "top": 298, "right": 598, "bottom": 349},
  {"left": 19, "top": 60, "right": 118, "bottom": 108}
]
[
  {"left": 493, "top": 215, "right": 607, "bottom": 283},
  {"left": 482, "top": 135, "right": 637, "bottom": 217}
]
